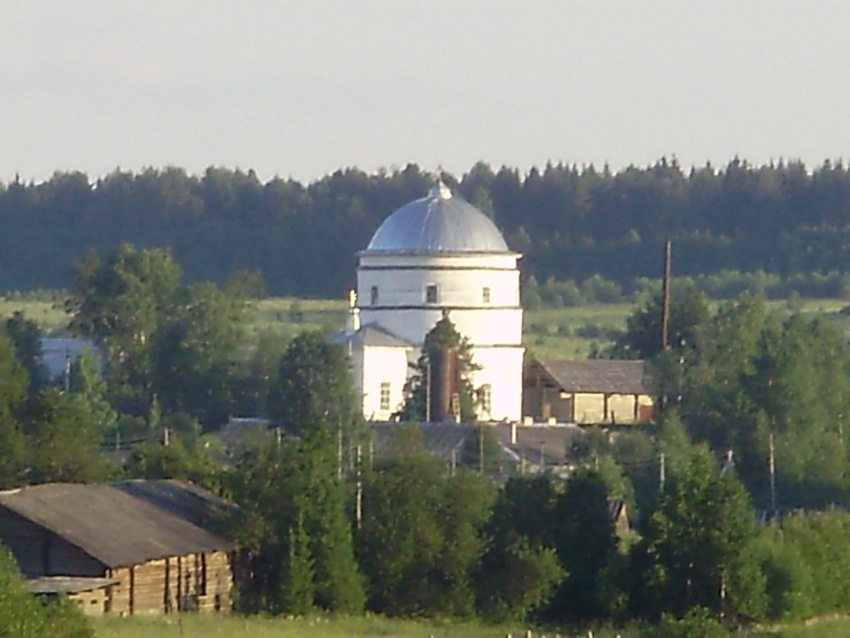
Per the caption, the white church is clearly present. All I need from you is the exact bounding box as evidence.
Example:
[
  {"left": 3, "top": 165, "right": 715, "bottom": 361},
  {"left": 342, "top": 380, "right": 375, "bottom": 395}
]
[{"left": 333, "top": 182, "right": 523, "bottom": 422}]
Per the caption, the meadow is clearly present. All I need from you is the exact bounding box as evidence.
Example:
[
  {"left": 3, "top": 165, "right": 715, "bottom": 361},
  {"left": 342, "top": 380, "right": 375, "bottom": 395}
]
[
  {"left": 91, "top": 614, "right": 538, "bottom": 638},
  {"left": 5, "top": 294, "right": 850, "bottom": 361},
  {"left": 88, "top": 612, "right": 850, "bottom": 638}
]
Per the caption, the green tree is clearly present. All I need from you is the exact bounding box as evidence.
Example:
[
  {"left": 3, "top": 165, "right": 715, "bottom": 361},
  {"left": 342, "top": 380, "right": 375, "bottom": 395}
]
[
  {"left": 4, "top": 311, "right": 46, "bottom": 393},
  {"left": 269, "top": 331, "right": 360, "bottom": 440},
  {"left": 642, "top": 447, "right": 765, "bottom": 620},
  {"left": 25, "top": 388, "right": 114, "bottom": 484},
  {"left": 356, "top": 432, "right": 492, "bottom": 617},
  {"left": 66, "top": 244, "right": 182, "bottom": 411},
  {"left": 0, "top": 544, "right": 50, "bottom": 637},
  {"left": 401, "top": 315, "right": 481, "bottom": 422},
  {"left": 0, "top": 330, "right": 28, "bottom": 487},
  {"left": 549, "top": 470, "right": 622, "bottom": 621},
  {"left": 151, "top": 282, "right": 247, "bottom": 428},
  {"left": 680, "top": 294, "right": 850, "bottom": 507},
  {"left": 614, "top": 286, "right": 711, "bottom": 360},
  {"left": 68, "top": 349, "right": 116, "bottom": 433},
  {"left": 475, "top": 476, "right": 565, "bottom": 622},
  {"left": 245, "top": 332, "right": 365, "bottom": 614},
  {"left": 124, "top": 435, "right": 219, "bottom": 489}
]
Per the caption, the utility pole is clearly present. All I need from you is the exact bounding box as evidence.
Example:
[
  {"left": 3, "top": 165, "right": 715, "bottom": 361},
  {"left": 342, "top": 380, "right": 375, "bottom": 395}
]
[
  {"left": 660, "top": 240, "right": 672, "bottom": 352},
  {"left": 337, "top": 418, "right": 343, "bottom": 481},
  {"left": 355, "top": 445, "right": 362, "bottom": 529},
  {"left": 659, "top": 452, "right": 666, "bottom": 492},
  {"left": 163, "top": 427, "right": 170, "bottom": 447},
  {"left": 479, "top": 425, "right": 484, "bottom": 475},
  {"left": 64, "top": 351, "right": 72, "bottom": 393},
  {"left": 769, "top": 432, "right": 777, "bottom": 514},
  {"left": 425, "top": 358, "right": 432, "bottom": 423},
  {"left": 720, "top": 449, "right": 734, "bottom": 477}
]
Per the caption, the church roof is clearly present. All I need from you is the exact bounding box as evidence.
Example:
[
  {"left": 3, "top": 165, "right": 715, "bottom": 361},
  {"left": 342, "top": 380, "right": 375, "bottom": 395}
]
[
  {"left": 329, "top": 323, "right": 414, "bottom": 349},
  {"left": 362, "top": 182, "right": 512, "bottom": 255}
]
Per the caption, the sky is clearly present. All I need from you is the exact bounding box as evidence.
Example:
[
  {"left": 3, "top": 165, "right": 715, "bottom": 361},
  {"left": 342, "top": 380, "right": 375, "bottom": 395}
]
[{"left": 3, "top": 1, "right": 850, "bottom": 185}]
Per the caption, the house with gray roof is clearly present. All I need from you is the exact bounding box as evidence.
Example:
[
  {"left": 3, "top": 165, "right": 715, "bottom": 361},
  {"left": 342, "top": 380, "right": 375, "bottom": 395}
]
[
  {"left": 523, "top": 358, "right": 656, "bottom": 425},
  {"left": 0, "top": 480, "right": 235, "bottom": 616}
]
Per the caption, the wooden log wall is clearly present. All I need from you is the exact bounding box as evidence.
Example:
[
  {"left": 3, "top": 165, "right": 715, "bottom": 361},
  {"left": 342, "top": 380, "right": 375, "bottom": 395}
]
[{"left": 108, "top": 552, "right": 232, "bottom": 615}]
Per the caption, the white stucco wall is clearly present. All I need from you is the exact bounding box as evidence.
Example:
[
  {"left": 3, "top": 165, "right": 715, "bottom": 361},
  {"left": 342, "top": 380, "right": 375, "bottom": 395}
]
[
  {"left": 468, "top": 346, "right": 525, "bottom": 422},
  {"left": 359, "top": 346, "right": 412, "bottom": 421}
]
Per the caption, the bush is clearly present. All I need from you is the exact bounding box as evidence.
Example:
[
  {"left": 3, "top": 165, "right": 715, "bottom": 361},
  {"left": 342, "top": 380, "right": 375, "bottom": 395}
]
[
  {"left": 643, "top": 607, "right": 731, "bottom": 638},
  {"left": 44, "top": 596, "right": 95, "bottom": 638}
]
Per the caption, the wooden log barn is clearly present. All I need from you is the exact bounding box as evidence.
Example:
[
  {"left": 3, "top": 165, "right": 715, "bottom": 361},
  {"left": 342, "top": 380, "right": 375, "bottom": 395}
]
[
  {"left": 0, "top": 479, "right": 236, "bottom": 616},
  {"left": 523, "top": 358, "right": 656, "bottom": 425}
]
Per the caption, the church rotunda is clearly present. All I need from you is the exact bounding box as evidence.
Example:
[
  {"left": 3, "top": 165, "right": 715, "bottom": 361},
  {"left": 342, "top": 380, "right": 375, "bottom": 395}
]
[{"left": 335, "top": 182, "right": 523, "bottom": 422}]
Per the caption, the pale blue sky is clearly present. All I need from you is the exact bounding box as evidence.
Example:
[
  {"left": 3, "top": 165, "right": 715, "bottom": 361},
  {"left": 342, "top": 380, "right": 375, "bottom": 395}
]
[{"left": 3, "top": 1, "right": 849, "bottom": 184}]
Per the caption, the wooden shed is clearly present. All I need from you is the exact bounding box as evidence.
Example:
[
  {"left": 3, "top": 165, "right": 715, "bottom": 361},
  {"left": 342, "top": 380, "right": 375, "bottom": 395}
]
[
  {"left": 523, "top": 359, "right": 655, "bottom": 425},
  {"left": 0, "top": 480, "right": 236, "bottom": 616}
]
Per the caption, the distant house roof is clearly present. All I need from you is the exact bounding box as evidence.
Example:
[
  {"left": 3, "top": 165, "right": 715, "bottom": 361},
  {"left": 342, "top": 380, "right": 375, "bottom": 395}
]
[
  {"left": 0, "top": 481, "right": 234, "bottom": 569},
  {"left": 531, "top": 359, "right": 653, "bottom": 395},
  {"left": 369, "top": 421, "right": 586, "bottom": 468},
  {"left": 330, "top": 323, "right": 414, "bottom": 349},
  {"left": 369, "top": 422, "right": 474, "bottom": 459},
  {"left": 39, "top": 338, "right": 100, "bottom": 380},
  {"left": 494, "top": 422, "right": 585, "bottom": 466}
]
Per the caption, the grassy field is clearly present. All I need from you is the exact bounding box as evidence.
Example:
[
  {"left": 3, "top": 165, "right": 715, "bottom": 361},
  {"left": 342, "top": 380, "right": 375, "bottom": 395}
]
[
  {"left": 88, "top": 613, "right": 850, "bottom": 638},
  {"left": 0, "top": 298, "right": 68, "bottom": 333},
  {"left": 91, "top": 614, "right": 562, "bottom": 638},
  {"left": 92, "top": 613, "right": 850, "bottom": 638},
  {"left": 4, "top": 293, "right": 850, "bottom": 362}
]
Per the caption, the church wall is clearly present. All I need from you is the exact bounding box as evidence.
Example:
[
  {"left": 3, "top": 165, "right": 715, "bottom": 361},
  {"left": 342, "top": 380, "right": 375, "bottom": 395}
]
[
  {"left": 469, "top": 347, "right": 525, "bottom": 422},
  {"left": 360, "top": 346, "right": 410, "bottom": 421},
  {"left": 360, "top": 307, "right": 523, "bottom": 349},
  {"left": 358, "top": 267, "right": 520, "bottom": 308}
]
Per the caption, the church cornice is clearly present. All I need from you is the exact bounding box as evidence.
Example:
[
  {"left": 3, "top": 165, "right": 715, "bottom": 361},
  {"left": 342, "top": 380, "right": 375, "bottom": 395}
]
[
  {"left": 359, "top": 304, "right": 523, "bottom": 312},
  {"left": 358, "top": 264, "right": 518, "bottom": 272}
]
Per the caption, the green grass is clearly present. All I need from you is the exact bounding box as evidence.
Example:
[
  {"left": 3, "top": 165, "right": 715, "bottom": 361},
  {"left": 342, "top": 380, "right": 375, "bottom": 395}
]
[
  {"left": 89, "top": 613, "right": 850, "bottom": 638},
  {"left": 0, "top": 297, "right": 69, "bottom": 334},
  {"left": 91, "top": 614, "right": 546, "bottom": 638},
  {"left": 753, "top": 615, "right": 850, "bottom": 637}
]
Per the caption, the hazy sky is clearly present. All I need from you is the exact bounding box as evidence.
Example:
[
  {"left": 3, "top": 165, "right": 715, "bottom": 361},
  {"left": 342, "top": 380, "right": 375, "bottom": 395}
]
[{"left": 3, "top": 1, "right": 850, "bottom": 184}]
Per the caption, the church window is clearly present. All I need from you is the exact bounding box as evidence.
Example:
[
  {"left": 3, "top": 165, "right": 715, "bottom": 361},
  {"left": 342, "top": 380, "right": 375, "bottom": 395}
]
[
  {"left": 426, "top": 284, "right": 438, "bottom": 304},
  {"left": 482, "top": 287, "right": 491, "bottom": 303},
  {"left": 380, "top": 382, "right": 391, "bottom": 411},
  {"left": 370, "top": 285, "right": 379, "bottom": 305},
  {"left": 480, "top": 384, "right": 492, "bottom": 415}
]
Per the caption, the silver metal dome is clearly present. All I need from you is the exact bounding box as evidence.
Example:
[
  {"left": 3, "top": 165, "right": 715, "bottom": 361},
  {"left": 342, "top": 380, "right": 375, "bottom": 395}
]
[{"left": 363, "top": 182, "right": 511, "bottom": 254}]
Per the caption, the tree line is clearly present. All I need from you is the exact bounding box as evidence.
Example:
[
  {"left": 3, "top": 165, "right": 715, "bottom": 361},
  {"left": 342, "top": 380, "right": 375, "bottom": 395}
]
[{"left": 4, "top": 159, "right": 850, "bottom": 298}]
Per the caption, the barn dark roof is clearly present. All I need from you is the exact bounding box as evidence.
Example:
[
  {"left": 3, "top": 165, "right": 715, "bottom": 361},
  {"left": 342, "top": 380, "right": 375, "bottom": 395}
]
[
  {"left": 532, "top": 359, "right": 653, "bottom": 394},
  {"left": 112, "top": 479, "right": 238, "bottom": 530},
  {"left": 0, "top": 481, "right": 233, "bottom": 569}
]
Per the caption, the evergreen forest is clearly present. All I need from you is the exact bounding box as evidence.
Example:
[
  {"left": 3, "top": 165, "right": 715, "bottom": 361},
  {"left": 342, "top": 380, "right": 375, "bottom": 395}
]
[{"left": 4, "top": 158, "right": 850, "bottom": 299}]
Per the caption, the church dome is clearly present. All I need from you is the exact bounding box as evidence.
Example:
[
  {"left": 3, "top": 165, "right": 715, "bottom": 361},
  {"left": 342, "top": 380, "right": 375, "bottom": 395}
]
[{"left": 363, "top": 182, "right": 511, "bottom": 254}]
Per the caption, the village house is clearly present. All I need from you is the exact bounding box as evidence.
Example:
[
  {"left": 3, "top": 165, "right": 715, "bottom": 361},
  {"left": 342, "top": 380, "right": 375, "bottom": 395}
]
[
  {"left": 0, "top": 479, "right": 236, "bottom": 616},
  {"left": 523, "top": 358, "right": 656, "bottom": 425}
]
